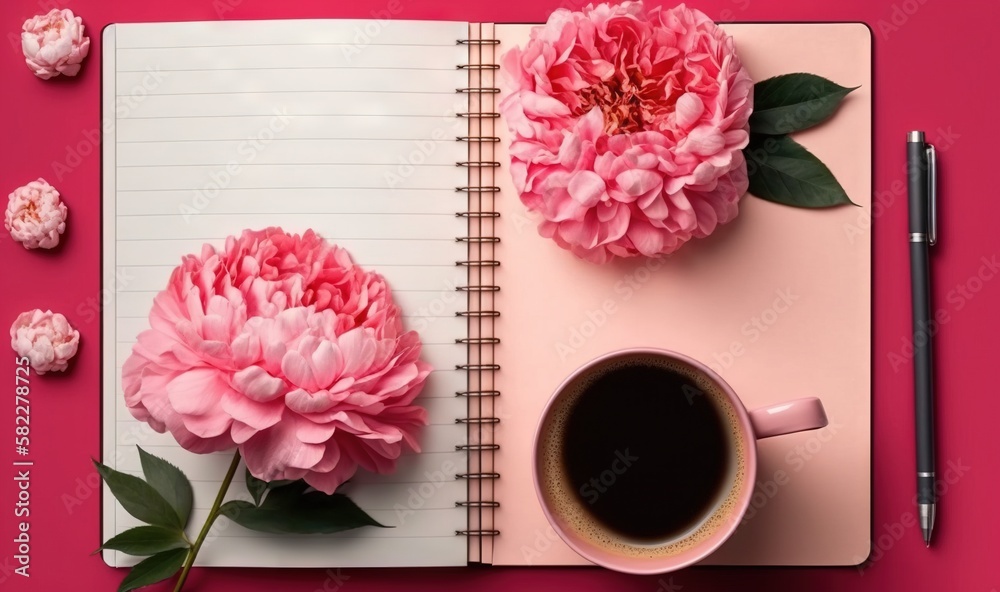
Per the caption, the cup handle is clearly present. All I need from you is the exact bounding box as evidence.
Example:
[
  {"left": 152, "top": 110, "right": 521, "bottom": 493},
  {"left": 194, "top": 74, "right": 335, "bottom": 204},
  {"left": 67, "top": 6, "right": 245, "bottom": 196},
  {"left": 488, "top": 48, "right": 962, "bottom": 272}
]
[{"left": 748, "top": 397, "right": 828, "bottom": 439}]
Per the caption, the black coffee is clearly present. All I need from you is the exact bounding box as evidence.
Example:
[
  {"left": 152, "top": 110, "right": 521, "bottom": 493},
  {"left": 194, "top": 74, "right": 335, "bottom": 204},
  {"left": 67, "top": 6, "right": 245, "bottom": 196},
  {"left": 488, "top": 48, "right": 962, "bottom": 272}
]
[{"left": 562, "top": 361, "right": 731, "bottom": 541}]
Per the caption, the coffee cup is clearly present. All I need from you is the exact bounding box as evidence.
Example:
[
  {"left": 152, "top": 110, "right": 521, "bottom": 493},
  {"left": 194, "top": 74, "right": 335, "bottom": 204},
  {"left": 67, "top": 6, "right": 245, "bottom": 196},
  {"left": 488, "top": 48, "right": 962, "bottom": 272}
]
[{"left": 533, "top": 348, "right": 828, "bottom": 574}]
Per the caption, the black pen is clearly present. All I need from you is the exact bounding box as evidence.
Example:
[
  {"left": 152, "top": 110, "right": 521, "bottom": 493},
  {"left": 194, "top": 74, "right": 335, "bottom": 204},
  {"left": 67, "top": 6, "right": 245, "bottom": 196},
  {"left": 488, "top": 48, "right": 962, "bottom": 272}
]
[{"left": 906, "top": 130, "right": 937, "bottom": 547}]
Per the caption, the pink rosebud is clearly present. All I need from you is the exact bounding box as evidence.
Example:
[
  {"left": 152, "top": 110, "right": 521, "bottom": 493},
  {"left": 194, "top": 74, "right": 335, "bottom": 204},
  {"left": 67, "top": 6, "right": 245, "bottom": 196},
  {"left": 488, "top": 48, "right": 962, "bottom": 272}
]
[
  {"left": 21, "top": 8, "right": 91, "bottom": 79},
  {"left": 499, "top": 2, "right": 754, "bottom": 263},
  {"left": 5, "top": 178, "right": 68, "bottom": 249},
  {"left": 10, "top": 309, "right": 80, "bottom": 374}
]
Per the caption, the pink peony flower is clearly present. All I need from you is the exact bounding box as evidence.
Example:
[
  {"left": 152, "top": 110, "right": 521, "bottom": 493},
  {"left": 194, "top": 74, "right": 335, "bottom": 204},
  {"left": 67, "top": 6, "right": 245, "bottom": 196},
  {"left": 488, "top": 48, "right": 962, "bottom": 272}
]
[
  {"left": 21, "top": 8, "right": 91, "bottom": 79},
  {"left": 499, "top": 2, "right": 753, "bottom": 263},
  {"left": 10, "top": 309, "right": 80, "bottom": 374},
  {"left": 122, "top": 228, "right": 430, "bottom": 494},
  {"left": 5, "top": 178, "right": 68, "bottom": 249}
]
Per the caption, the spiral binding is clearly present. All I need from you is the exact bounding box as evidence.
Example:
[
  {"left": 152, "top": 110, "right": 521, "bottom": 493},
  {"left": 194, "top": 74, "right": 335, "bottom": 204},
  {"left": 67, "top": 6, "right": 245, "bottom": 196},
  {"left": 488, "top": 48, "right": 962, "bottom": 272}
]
[
  {"left": 457, "top": 443, "right": 501, "bottom": 451},
  {"left": 456, "top": 29, "right": 501, "bottom": 545},
  {"left": 456, "top": 389, "right": 500, "bottom": 396},
  {"left": 456, "top": 417, "right": 500, "bottom": 425},
  {"left": 456, "top": 310, "right": 499, "bottom": 318},
  {"left": 456, "top": 529, "right": 502, "bottom": 536},
  {"left": 456, "top": 337, "right": 501, "bottom": 345},
  {"left": 456, "top": 261, "right": 500, "bottom": 268},
  {"left": 457, "top": 472, "right": 501, "bottom": 480}
]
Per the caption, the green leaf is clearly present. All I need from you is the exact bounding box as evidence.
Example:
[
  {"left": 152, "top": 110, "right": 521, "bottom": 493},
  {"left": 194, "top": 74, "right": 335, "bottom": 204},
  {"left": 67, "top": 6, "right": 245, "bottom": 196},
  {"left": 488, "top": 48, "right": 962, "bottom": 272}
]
[
  {"left": 246, "top": 470, "right": 268, "bottom": 506},
  {"left": 94, "top": 460, "right": 184, "bottom": 530},
  {"left": 117, "top": 547, "right": 188, "bottom": 592},
  {"left": 245, "top": 468, "right": 295, "bottom": 507},
  {"left": 219, "top": 500, "right": 257, "bottom": 521},
  {"left": 94, "top": 525, "right": 189, "bottom": 556},
  {"left": 744, "top": 134, "right": 856, "bottom": 208},
  {"left": 259, "top": 479, "right": 309, "bottom": 509},
  {"left": 220, "top": 491, "right": 385, "bottom": 535},
  {"left": 137, "top": 447, "right": 193, "bottom": 527},
  {"left": 750, "top": 73, "right": 857, "bottom": 135}
]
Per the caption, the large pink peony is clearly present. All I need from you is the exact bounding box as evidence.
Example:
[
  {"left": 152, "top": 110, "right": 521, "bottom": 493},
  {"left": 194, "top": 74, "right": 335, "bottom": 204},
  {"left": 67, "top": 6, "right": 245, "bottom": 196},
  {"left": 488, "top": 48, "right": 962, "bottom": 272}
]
[
  {"left": 499, "top": 2, "right": 753, "bottom": 263},
  {"left": 122, "top": 228, "right": 430, "bottom": 494},
  {"left": 5, "top": 178, "right": 68, "bottom": 250},
  {"left": 21, "top": 9, "right": 91, "bottom": 79}
]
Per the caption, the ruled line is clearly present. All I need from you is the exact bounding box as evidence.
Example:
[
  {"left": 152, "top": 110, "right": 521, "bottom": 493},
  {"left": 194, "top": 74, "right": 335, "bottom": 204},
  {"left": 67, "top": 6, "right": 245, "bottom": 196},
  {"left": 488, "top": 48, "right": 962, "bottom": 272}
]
[
  {"left": 119, "top": 42, "right": 460, "bottom": 49},
  {"left": 114, "top": 186, "right": 465, "bottom": 191},
  {"left": 117, "top": 138, "right": 454, "bottom": 143},
  {"left": 118, "top": 66, "right": 459, "bottom": 73},
  {"left": 116, "top": 163, "right": 457, "bottom": 168},
  {"left": 115, "top": 89, "right": 457, "bottom": 97},
  {"left": 117, "top": 210, "right": 455, "bottom": 215},
  {"left": 120, "top": 114, "right": 456, "bottom": 120}
]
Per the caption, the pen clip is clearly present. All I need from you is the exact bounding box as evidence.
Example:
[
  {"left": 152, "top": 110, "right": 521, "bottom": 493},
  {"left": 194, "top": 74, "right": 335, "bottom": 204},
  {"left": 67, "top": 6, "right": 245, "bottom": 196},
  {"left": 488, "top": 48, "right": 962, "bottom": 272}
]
[{"left": 926, "top": 144, "right": 937, "bottom": 247}]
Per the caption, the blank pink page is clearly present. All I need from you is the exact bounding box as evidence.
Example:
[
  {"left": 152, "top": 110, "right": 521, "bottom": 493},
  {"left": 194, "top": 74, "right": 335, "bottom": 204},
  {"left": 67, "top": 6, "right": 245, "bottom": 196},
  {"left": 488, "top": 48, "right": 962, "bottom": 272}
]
[{"left": 491, "top": 22, "right": 872, "bottom": 566}]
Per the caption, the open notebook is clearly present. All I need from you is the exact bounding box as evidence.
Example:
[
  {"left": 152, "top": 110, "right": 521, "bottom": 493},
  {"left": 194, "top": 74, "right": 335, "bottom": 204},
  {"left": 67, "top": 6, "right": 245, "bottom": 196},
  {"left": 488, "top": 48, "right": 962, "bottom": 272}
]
[{"left": 101, "top": 19, "right": 871, "bottom": 569}]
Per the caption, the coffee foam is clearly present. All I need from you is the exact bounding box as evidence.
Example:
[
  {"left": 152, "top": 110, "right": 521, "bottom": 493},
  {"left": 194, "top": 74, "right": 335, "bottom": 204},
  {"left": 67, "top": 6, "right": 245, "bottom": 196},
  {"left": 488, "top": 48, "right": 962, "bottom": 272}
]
[{"left": 538, "top": 354, "right": 749, "bottom": 559}]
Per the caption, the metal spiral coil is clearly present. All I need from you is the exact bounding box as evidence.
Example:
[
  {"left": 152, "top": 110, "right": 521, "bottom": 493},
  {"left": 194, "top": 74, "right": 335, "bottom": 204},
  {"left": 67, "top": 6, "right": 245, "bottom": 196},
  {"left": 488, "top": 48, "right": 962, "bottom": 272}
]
[{"left": 456, "top": 34, "right": 501, "bottom": 540}]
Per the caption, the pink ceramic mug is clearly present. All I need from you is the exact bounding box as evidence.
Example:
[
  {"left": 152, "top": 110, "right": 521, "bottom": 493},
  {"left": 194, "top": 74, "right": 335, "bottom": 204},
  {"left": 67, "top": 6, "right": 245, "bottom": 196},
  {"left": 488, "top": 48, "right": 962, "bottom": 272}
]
[{"left": 532, "top": 348, "right": 828, "bottom": 574}]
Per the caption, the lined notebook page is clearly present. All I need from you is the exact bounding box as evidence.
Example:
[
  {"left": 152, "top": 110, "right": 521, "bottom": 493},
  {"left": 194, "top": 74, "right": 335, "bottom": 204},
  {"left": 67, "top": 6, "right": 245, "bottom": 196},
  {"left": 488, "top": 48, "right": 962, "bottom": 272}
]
[{"left": 100, "top": 20, "right": 471, "bottom": 568}]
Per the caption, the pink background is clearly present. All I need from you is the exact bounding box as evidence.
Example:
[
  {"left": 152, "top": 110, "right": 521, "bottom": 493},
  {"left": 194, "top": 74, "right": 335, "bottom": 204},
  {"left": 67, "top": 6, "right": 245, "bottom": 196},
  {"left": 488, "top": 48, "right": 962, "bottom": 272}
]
[
  {"left": 0, "top": 0, "right": 996, "bottom": 590},
  {"left": 491, "top": 21, "right": 873, "bottom": 566}
]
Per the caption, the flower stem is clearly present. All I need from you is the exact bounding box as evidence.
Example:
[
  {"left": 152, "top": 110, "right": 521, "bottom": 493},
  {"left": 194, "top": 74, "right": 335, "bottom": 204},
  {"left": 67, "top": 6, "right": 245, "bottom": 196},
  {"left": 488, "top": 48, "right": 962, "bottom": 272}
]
[{"left": 173, "top": 450, "right": 242, "bottom": 592}]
